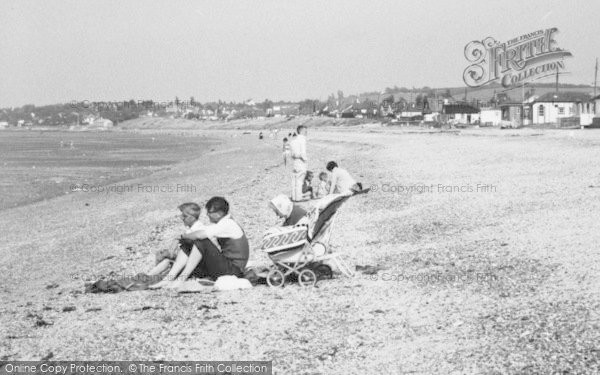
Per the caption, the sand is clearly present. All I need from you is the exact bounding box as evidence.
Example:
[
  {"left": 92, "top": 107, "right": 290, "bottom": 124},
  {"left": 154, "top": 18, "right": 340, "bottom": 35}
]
[{"left": 1, "top": 119, "right": 599, "bottom": 374}]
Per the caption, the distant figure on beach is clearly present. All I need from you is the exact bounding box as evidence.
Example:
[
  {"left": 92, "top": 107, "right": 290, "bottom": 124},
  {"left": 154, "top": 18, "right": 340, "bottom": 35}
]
[
  {"left": 282, "top": 137, "right": 291, "bottom": 166},
  {"left": 326, "top": 161, "right": 363, "bottom": 196},
  {"left": 259, "top": 132, "right": 263, "bottom": 140},
  {"left": 289, "top": 125, "right": 308, "bottom": 201},
  {"left": 150, "top": 197, "right": 249, "bottom": 288},
  {"left": 269, "top": 194, "right": 308, "bottom": 226},
  {"left": 315, "top": 171, "right": 330, "bottom": 198}
]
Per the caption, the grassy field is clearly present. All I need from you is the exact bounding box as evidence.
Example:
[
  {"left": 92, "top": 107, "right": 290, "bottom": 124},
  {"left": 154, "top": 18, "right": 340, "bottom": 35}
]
[
  {"left": 1, "top": 121, "right": 599, "bottom": 374},
  {"left": 0, "top": 129, "right": 219, "bottom": 210}
]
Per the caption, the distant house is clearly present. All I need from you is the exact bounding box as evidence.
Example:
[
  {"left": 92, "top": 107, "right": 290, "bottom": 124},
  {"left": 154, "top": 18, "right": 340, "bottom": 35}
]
[
  {"left": 91, "top": 118, "right": 114, "bottom": 128},
  {"left": 500, "top": 102, "right": 527, "bottom": 127},
  {"left": 592, "top": 95, "right": 600, "bottom": 116},
  {"left": 480, "top": 108, "right": 502, "bottom": 126},
  {"left": 0, "top": 121, "right": 8, "bottom": 129},
  {"left": 441, "top": 103, "right": 480, "bottom": 124},
  {"left": 400, "top": 103, "right": 424, "bottom": 118},
  {"left": 531, "top": 92, "right": 594, "bottom": 126},
  {"left": 269, "top": 104, "right": 299, "bottom": 117},
  {"left": 82, "top": 114, "right": 96, "bottom": 125}
]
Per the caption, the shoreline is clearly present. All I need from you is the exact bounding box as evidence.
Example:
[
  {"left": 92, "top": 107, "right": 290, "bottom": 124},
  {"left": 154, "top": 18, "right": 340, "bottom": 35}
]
[{"left": 0, "top": 129, "right": 223, "bottom": 211}]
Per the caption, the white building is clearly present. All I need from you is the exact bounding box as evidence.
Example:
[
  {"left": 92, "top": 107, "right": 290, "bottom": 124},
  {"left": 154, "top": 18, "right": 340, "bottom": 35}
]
[
  {"left": 480, "top": 108, "right": 502, "bottom": 126},
  {"left": 91, "top": 118, "right": 114, "bottom": 128},
  {"left": 441, "top": 104, "right": 480, "bottom": 124},
  {"left": 531, "top": 92, "right": 593, "bottom": 126}
]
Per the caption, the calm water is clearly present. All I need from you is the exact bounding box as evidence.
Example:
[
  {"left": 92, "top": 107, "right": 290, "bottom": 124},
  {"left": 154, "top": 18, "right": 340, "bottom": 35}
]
[{"left": 0, "top": 129, "right": 219, "bottom": 210}]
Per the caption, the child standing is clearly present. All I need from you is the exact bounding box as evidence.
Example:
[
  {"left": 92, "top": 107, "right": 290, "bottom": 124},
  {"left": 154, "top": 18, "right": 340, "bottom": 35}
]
[{"left": 282, "top": 137, "right": 291, "bottom": 167}]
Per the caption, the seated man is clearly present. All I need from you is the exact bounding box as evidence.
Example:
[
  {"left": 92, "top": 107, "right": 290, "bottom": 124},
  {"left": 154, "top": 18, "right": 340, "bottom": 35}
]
[
  {"left": 326, "top": 161, "right": 363, "bottom": 196},
  {"left": 151, "top": 197, "right": 249, "bottom": 289}
]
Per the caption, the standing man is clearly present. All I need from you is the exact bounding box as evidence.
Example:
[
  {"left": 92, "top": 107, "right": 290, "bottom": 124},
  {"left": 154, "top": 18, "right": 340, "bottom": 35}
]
[{"left": 289, "top": 125, "right": 308, "bottom": 201}]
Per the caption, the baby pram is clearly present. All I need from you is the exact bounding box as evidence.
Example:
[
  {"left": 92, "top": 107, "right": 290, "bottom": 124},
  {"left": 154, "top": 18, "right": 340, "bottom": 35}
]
[{"left": 260, "top": 194, "right": 355, "bottom": 287}]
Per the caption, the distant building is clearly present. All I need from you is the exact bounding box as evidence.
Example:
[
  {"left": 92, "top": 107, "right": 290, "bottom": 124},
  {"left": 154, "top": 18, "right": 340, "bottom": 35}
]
[
  {"left": 0, "top": 121, "right": 8, "bottom": 129},
  {"left": 441, "top": 103, "right": 480, "bottom": 124},
  {"left": 480, "top": 108, "right": 502, "bottom": 126},
  {"left": 531, "top": 92, "right": 594, "bottom": 126},
  {"left": 500, "top": 103, "right": 527, "bottom": 127},
  {"left": 90, "top": 118, "right": 114, "bottom": 128},
  {"left": 591, "top": 95, "right": 600, "bottom": 116}
]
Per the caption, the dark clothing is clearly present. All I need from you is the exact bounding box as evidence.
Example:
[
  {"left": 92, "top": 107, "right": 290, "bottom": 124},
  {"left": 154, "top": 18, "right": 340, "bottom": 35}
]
[
  {"left": 283, "top": 205, "right": 307, "bottom": 226},
  {"left": 201, "top": 216, "right": 250, "bottom": 271},
  {"left": 85, "top": 273, "right": 164, "bottom": 293},
  {"left": 180, "top": 239, "right": 244, "bottom": 280},
  {"left": 302, "top": 180, "right": 313, "bottom": 194},
  {"left": 216, "top": 232, "right": 250, "bottom": 271}
]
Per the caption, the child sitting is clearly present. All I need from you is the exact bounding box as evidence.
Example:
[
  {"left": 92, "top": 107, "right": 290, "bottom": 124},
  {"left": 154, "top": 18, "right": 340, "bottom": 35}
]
[
  {"left": 301, "top": 170, "right": 315, "bottom": 200},
  {"left": 315, "top": 171, "right": 331, "bottom": 198}
]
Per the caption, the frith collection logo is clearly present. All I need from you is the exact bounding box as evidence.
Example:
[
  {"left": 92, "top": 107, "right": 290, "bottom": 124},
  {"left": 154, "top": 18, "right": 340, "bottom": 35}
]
[{"left": 463, "top": 27, "right": 572, "bottom": 89}]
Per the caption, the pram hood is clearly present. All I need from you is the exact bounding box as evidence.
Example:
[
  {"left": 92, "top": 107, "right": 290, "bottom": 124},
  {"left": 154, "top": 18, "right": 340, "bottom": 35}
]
[{"left": 306, "top": 194, "right": 350, "bottom": 240}]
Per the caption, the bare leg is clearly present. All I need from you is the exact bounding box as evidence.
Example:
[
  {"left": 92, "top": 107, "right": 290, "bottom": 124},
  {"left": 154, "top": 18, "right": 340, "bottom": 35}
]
[
  {"left": 176, "top": 246, "right": 203, "bottom": 282},
  {"left": 147, "top": 259, "right": 171, "bottom": 276},
  {"left": 149, "top": 249, "right": 188, "bottom": 288},
  {"left": 164, "top": 245, "right": 203, "bottom": 289}
]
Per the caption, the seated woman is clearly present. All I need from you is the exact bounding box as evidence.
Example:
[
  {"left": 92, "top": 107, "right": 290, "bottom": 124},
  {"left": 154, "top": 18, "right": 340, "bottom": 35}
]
[{"left": 269, "top": 194, "right": 308, "bottom": 226}]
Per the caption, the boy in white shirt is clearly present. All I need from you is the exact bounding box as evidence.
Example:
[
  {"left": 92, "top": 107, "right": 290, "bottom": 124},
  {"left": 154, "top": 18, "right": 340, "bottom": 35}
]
[{"left": 147, "top": 202, "right": 212, "bottom": 277}]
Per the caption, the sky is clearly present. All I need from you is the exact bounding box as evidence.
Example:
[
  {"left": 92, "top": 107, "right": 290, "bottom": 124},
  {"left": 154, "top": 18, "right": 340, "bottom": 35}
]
[{"left": 1, "top": 0, "right": 599, "bottom": 107}]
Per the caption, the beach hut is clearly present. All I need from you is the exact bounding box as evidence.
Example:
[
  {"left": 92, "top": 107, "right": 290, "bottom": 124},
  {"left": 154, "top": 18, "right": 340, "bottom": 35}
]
[
  {"left": 441, "top": 103, "right": 480, "bottom": 125},
  {"left": 480, "top": 108, "right": 502, "bottom": 126}
]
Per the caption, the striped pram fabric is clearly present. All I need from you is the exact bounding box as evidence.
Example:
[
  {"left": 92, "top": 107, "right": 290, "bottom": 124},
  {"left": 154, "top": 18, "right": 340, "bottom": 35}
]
[
  {"left": 261, "top": 225, "right": 309, "bottom": 253},
  {"left": 261, "top": 195, "right": 350, "bottom": 254}
]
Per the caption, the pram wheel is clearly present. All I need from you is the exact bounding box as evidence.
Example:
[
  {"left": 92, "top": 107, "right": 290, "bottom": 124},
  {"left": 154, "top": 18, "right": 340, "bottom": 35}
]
[
  {"left": 298, "top": 269, "right": 317, "bottom": 287},
  {"left": 266, "top": 269, "right": 285, "bottom": 288},
  {"left": 313, "top": 264, "right": 333, "bottom": 280}
]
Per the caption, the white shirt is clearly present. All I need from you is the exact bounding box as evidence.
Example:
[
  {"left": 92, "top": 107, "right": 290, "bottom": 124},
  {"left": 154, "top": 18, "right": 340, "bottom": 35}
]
[
  {"left": 204, "top": 214, "right": 244, "bottom": 239},
  {"left": 289, "top": 135, "right": 307, "bottom": 161},
  {"left": 187, "top": 220, "right": 220, "bottom": 249},
  {"left": 329, "top": 167, "right": 357, "bottom": 194},
  {"left": 186, "top": 220, "right": 206, "bottom": 234}
]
